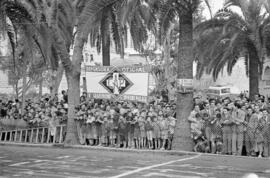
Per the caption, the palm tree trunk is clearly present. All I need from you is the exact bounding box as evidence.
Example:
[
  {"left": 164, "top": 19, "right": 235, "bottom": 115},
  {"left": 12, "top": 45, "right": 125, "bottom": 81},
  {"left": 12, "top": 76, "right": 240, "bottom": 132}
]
[
  {"left": 52, "top": 64, "right": 64, "bottom": 96},
  {"left": 249, "top": 50, "right": 259, "bottom": 100},
  {"left": 21, "top": 71, "right": 27, "bottom": 115},
  {"left": 164, "top": 26, "right": 174, "bottom": 100},
  {"left": 65, "top": 71, "right": 80, "bottom": 145},
  {"left": 120, "top": 36, "right": 125, "bottom": 59},
  {"left": 164, "top": 35, "right": 170, "bottom": 77},
  {"left": 51, "top": 26, "right": 82, "bottom": 145},
  {"left": 172, "top": 11, "right": 194, "bottom": 151},
  {"left": 102, "top": 34, "right": 110, "bottom": 66},
  {"left": 101, "top": 11, "right": 110, "bottom": 66}
]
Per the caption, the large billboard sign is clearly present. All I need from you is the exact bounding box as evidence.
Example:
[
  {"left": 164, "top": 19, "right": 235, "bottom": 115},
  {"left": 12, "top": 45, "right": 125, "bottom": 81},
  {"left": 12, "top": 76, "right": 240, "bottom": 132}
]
[{"left": 85, "top": 66, "right": 150, "bottom": 102}]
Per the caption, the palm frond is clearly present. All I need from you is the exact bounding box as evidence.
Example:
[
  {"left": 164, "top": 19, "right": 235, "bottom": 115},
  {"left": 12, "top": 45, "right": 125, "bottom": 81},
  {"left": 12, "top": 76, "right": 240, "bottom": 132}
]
[
  {"left": 194, "top": 18, "right": 226, "bottom": 36},
  {"left": 5, "top": 18, "right": 17, "bottom": 71},
  {"left": 158, "top": 0, "right": 177, "bottom": 42},
  {"left": 129, "top": 11, "right": 148, "bottom": 52},
  {"left": 111, "top": 6, "right": 123, "bottom": 54},
  {"left": 77, "top": 0, "right": 121, "bottom": 40}
]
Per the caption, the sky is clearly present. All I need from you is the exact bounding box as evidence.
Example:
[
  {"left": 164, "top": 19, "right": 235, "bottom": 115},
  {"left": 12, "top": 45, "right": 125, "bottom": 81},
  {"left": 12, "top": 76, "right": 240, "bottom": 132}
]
[
  {"left": 202, "top": 0, "right": 226, "bottom": 19},
  {"left": 202, "top": 0, "right": 243, "bottom": 19}
]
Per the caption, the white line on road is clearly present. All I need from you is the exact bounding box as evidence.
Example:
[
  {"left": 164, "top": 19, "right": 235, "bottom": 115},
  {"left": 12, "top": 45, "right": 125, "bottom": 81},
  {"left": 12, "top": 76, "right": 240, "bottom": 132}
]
[
  {"left": 56, "top": 155, "right": 70, "bottom": 159},
  {"left": 109, "top": 154, "right": 201, "bottom": 178},
  {"left": 143, "top": 172, "right": 201, "bottom": 178},
  {"left": 9, "top": 161, "right": 30, "bottom": 167}
]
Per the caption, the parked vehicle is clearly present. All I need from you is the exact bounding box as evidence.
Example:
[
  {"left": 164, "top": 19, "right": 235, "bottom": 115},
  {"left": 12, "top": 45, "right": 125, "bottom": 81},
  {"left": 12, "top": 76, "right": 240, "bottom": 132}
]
[{"left": 206, "top": 85, "right": 240, "bottom": 99}]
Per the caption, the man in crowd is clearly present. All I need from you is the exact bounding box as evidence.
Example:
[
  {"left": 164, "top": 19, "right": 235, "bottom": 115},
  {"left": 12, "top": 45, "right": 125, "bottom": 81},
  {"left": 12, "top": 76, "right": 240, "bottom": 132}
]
[
  {"left": 221, "top": 107, "right": 233, "bottom": 155},
  {"left": 232, "top": 104, "right": 246, "bottom": 155},
  {"left": 244, "top": 107, "right": 255, "bottom": 156}
]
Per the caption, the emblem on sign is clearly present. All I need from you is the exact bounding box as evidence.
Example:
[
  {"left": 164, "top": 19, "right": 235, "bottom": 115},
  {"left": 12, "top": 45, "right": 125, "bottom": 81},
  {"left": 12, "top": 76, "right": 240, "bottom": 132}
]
[{"left": 99, "top": 68, "right": 133, "bottom": 95}]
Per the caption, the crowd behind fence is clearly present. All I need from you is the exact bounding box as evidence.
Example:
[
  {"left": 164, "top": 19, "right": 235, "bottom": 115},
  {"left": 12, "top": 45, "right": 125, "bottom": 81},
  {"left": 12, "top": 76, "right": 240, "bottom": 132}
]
[
  {"left": 1, "top": 91, "right": 270, "bottom": 157},
  {"left": 0, "top": 125, "right": 66, "bottom": 144},
  {"left": 74, "top": 99, "right": 176, "bottom": 150}
]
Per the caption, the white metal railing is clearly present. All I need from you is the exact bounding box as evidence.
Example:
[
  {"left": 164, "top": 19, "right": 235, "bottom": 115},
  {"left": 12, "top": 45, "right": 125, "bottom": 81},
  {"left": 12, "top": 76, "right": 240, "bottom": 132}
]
[{"left": 0, "top": 125, "right": 66, "bottom": 144}]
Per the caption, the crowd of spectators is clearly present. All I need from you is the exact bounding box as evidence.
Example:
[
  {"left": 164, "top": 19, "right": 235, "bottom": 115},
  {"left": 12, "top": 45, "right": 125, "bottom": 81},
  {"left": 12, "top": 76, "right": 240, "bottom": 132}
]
[
  {"left": 75, "top": 92, "right": 177, "bottom": 150},
  {"left": 0, "top": 91, "right": 68, "bottom": 128},
  {"left": 0, "top": 91, "right": 177, "bottom": 150},
  {"left": 2, "top": 89, "right": 270, "bottom": 156},
  {"left": 189, "top": 94, "right": 270, "bottom": 158}
]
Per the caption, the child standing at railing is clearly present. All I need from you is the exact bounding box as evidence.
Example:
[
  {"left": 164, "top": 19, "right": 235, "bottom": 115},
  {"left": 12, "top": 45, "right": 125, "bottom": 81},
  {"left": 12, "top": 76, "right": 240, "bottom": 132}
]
[
  {"left": 126, "top": 112, "right": 134, "bottom": 148},
  {"left": 138, "top": 116, "right": 146, "bottom": 149},
  {"left": 133, "top": 115, "right": 140, "bottom": 149},
  {"left": 119, "top": 115, "right": 127, "bottom": 148},
  {"left": 152, "top": 116, "right": 160, "bottom": 149},
  {"left": 145, "top": 116, "right": 154, "bottom": 149},
  {"left": 160, "top": 114, "right": 169, "bottom": 150},
  {"left": 86, "top": 112, "right": 94, "bottom": 145}
]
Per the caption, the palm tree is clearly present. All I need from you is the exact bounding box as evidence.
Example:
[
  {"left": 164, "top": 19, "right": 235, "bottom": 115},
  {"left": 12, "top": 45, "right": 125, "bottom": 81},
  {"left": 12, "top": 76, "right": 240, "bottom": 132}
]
[
  {"left": 0, "top": 0, "right": 55, "bottom": 112},
  {"left": 0, "top": 0, "right": 66, "bottom": 91},
  {"left": 88, "top": 0, "right": 155, "bottom": 66},
  {"left": 54, "top": 0, "right": 156, "bottom": 144},
  {"left": 0, "top": 0, "right": 79, "bottom": 144},
  {"left": 150, "top": 0, "right": 206, "bottom": 151},
  {"left": 1, "top": 0, "right": 155, "bottom": 145},
  {"left": 194, "top": 0, "right": 270, "bottom": 100}
]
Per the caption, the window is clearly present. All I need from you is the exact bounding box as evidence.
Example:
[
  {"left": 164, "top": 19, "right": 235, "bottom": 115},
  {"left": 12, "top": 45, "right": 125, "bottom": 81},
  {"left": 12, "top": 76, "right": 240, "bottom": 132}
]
[
  {"left": 221, "top": 88, "right": 230, "bottom": 94},
  {"left": 208, "top": 89, "right": 220, "bottom": 94}
]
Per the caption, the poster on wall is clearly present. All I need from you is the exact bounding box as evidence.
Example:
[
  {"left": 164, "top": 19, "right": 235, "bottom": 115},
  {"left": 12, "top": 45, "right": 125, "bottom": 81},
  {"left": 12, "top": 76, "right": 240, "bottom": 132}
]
[{"left": 85, "top": 66, "right": 150, "bottom": 102}]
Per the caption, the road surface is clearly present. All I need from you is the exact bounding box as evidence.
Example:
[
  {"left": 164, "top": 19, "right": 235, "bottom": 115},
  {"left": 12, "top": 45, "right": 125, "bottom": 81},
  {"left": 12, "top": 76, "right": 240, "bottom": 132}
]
[{"left": 0, "top": 145, "right": 270, "bottom": 178}]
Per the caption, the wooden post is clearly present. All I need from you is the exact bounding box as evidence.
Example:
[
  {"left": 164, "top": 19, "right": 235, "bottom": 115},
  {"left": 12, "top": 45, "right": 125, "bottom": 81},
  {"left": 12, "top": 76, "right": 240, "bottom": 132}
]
[
  {"left": 41, "top": 128, "right": 45, "bottom": 143},
  {"left": 47, "top": 128, "right": 50, "bottom": 143},
  {"left": 25, "top": 130, "right": 28, "bottom": 142},
  {"left": 14, "top": 130, "right": 17, "bottom": 142},
  {"left": 19, "top": 130, "right": 22, "bottom": 142},
  {"left": 59, "top": 125, "right": 63, "bottom": 143},
  {"left": 30, "top": 129, "right": 33, "bottom": 143},
  {"left": 36, "top": 129, "right": 39, "bottom": 143},
  {"left": 53, "top": 128, "right": 56, "bottom": 144},
  {"left": 9, "top": 131, "right": 12, "bottom": 141},
  {"left": 4, "top": 132, "right": 7, "bottom": 141}
]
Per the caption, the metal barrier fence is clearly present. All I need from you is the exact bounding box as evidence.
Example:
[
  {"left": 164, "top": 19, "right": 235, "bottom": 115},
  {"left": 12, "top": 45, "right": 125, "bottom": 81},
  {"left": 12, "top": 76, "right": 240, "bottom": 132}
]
[{"left": 0, "top": 125, "right": 66, "bottom": 144}]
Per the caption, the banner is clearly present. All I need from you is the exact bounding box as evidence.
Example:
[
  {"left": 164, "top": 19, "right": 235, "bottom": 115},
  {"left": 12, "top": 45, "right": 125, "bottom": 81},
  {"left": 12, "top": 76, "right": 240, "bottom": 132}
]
[{"left": 85, "top": 66, "right": 150, "bottom": 102}]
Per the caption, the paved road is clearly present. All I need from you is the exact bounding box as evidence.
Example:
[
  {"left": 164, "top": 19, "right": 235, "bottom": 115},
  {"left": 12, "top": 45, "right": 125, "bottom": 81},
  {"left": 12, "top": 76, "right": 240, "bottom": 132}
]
[{"left": 0, "top": 146, "right": 270, "bottom": 178}]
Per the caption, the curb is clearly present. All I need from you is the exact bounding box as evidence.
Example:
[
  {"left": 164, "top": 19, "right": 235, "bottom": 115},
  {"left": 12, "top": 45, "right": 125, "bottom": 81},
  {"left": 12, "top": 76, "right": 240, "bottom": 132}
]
[
  {"left": 0, "top": 142, "right": 269, "bottom": 160},
  {"left": 0, "top": 142, "right": 55, "bottom": 148},
  {"left": 0, "top": 141, "right": 197, "bottom": 156},
  {"left": 67, "top": 145, "right": 197, "bottom": 156}
]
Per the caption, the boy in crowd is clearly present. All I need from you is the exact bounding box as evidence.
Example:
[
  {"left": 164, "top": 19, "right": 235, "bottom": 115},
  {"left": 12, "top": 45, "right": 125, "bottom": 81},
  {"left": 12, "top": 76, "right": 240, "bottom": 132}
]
[
  {"left": 160, "top": 114, "right": 169, "bottom": 150},
  {"left": 145, "top": 116, "right": 154, "bottom": 149}
]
